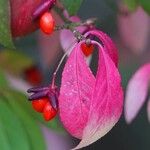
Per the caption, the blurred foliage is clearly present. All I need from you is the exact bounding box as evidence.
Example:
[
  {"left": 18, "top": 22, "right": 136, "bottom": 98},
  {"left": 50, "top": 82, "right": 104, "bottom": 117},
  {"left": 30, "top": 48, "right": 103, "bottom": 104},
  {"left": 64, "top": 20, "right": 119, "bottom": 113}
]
[
  {"left": 0, "top": 58, "right": 64, "bottom": 150},
  {"left": 0, "top": 0, "right": 14, "bottom": 48},
  {"left": 124, "top": 0, "right": 150, "bottom": 14},
  {"left": 139, "top": 0, "right": 150, "bottom": 15},
  {"left": 0, "top": 70, "right": 8, "bottom": 87},
  {"left": 60, "top": 0, "right": 83, "bottom": 16},
  {"left": 124, "top": 0, "right": 139, "bottom": 11},
  {"left": 0, "top": 50, "right": 33, "bottom": 76},
  {"left": 0, "top": 88, "right": 46, "bottom": 150},
  {"left": 0, "top": 49, "right": 63, "bottom": 132}
]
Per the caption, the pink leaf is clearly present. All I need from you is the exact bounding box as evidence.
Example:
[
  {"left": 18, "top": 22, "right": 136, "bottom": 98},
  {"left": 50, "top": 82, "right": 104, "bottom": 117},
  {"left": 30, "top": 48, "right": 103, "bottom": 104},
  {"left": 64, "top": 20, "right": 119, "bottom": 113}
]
[
  {"left": 59, "top": 42, "right": 95, "bottom": 139},
  {"left": 125, "top": 63, "right": 150, "bottom": 124},
  {"left": 118, "top": 6, "right": 149, "bottom": 54},
  {"left": 84, "top": 30, "right": 118, "bottom": 66},
  {"left": 59, "top": 30, "right": 123, "bottom": 149}
]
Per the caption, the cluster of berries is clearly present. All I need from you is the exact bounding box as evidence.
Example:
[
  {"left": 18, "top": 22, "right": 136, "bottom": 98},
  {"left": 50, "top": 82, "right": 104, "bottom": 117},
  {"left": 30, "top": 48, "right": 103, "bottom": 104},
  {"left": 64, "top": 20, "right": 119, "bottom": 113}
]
[
  {"left": 32, "top": 97, "right": 57, "bottom": 121},
  {"left": 28, "top": 86, "right": 58, "bottom": 121},
  {"left": 29, "top": 1, "right": 95, "bottom": 122},
  {"left": 39, "top": 11, "right": 94, "bottom": 57}
]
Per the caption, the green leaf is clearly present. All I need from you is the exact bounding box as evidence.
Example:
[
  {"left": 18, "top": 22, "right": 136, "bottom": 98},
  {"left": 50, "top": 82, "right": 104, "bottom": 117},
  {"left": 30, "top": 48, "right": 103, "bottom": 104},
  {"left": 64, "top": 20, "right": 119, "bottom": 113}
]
[
  {"left": 0, "top": 70, "right": 8, "bottom": 87},
  {"left": 124, "top": 0, "right": 139, "bottom": 11},
  {"left": 0, "top": 0, "right": 14, "bottom": 48},
  {"left": 0, "top": 97, "right": 30, "bottom": 150},
  {"left": 60, "top": 0, "right": 83, "bottom": 16},
  {"left": 139, "top": 0, "right": 150, "bottom": 15},
  {"left": 3, "top": 91, "right": 46, "bottom": 150},
  {"left": 0, "top": 122, "right": 11, "bottom": 150},
  {"left": 10, "top": 90, "right": 64, "bottom": 133},
  {"left": 0, "top": 50, "right": 33, "bottom": 75}
]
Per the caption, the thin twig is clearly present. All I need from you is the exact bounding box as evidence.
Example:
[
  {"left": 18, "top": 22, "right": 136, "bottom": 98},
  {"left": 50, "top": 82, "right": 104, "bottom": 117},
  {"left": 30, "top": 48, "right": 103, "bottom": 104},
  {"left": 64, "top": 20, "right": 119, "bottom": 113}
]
[{"left": 51, "top": 40, "right": 77, "bottom": 87}]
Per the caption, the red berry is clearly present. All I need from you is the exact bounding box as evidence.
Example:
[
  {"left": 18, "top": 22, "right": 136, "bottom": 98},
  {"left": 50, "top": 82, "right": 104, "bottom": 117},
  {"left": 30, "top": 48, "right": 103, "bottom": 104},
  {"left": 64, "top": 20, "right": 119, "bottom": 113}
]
[
  {"left": 24, "top": 66, "right": 42, "bottom": 85},
  {"left": 81, "top": 43, "right": 94, "bottom": 57},
  {"left": 40, "top": 12, "right": 55, "bottom": 34},
  {"left": 32, "top": 97, "right": 48, "bottom": 113},
  {"left": 43, "top": 102, "right": 57, "bottom": 121}
]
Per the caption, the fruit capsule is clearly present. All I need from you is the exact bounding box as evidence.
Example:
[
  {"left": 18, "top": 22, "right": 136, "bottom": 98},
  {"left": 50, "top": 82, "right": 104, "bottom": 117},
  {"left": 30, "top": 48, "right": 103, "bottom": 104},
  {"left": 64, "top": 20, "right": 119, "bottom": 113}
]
[
  {"left": 81, "top": 42, "right": 94, "bottom": 57},
  {"left": 32, "top": 97, "right": 48, "bottom": 113},
  {"left": 39, "top": 11, "right": 55, "bottom": 34},
  {"left": 24, "top": 66, "right": 42, "bottom": 85},
  {"left": 43, "top": 102, "right": 57, "bottom": 121}
]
